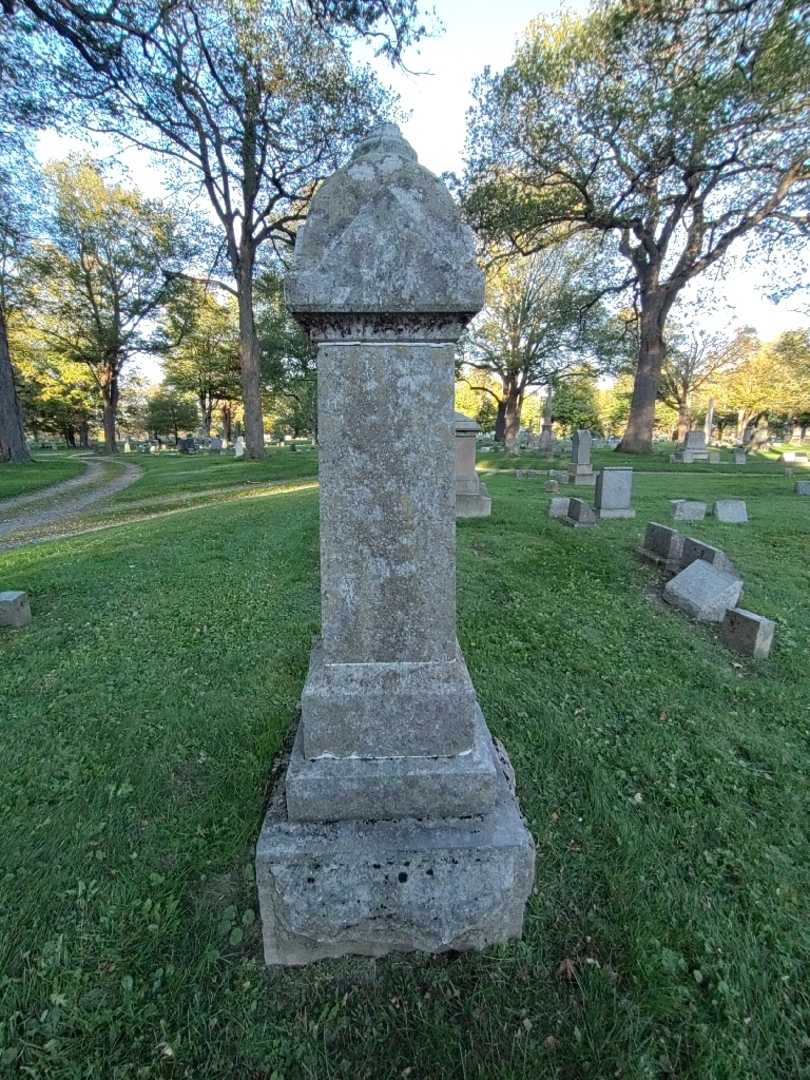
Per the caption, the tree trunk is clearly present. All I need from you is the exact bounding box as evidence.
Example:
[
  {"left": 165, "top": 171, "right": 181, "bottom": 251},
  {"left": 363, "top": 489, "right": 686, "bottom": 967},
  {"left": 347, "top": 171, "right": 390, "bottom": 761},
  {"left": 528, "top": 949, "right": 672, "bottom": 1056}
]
[
  {"left": 618, "top": 292, "right": 669, "bottom": 454},
  {"left": 736, "top": 408, "right": 752, "bottom": 443},
  {"left": 221, "top": 403, "right": 233, "bottom": 442},
  {"left": 237, "top": 253, "right": 265, "bottom": 460},
  {"left": 503, "top": 384, "right": 523, "bottom": 451},
  {"left": 102, "top": 367, "right": 120, "bottom": 453},
  {"left": 199, "top": 394, "right": 212, "bottom": 437},
  {"left": 79, "top": 420, "right": 90, "bottom": 449},
  {"left": 676, "top": 402, "right": 690, "bottom": 444},
  {"left": 494, "top": 399, "right": 506, "bottom": 443},
  {"left": 0, "top": 305, "right": 31, "bottom": 463}
]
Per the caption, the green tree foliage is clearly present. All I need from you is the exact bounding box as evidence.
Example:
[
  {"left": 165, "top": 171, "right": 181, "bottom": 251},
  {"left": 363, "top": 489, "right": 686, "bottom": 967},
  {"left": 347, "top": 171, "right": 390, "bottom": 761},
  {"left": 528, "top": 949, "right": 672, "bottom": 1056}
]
[
  {"left": 454, "top": 375, "right": 499, "bottom": 432},
  {"left": 464, "top": 0, "right": 810, "bottom": 453},
  {"left": 159, "top": 284, "right": 242, "bottom": 437},
  {"left": 25, "top": 159, "right": 183, "bottom": 452},
  {"left": 257, "top": 273, "right": 317, "bottom": 439},
  {"left": 142, "top": 386, "right": 198, "bottom": 443},
  {"left": 551, "top": 370, "right": 601, "bottom": 434},
  {"left": 462, "top": 240, "right": 620, "bottom": 449}
]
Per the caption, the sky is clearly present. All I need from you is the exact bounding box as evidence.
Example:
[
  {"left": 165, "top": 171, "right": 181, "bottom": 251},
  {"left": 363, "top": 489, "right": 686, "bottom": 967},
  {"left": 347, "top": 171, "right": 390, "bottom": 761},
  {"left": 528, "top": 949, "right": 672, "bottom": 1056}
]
[{"left": 35, "top": 0, "right": 809, "bottom": 383}]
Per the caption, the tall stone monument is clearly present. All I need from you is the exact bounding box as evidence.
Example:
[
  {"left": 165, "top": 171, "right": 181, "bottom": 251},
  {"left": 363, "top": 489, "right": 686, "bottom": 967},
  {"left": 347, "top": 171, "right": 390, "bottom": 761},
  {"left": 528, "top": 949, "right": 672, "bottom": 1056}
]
[
  {"left": 671, "top": 430, "right": 710, "bottom": 463},
  {"left": 568, "top": 429, "right": 595, "bottom": 485},
  {"left": 255, "top": 125, "right": 534, "bottom": 965},
  {"left": 454, "top": 412, "right": 491, "bottom": 518},
  {"left": 538, "top": 388, "right": 554, "bottom": 457}
]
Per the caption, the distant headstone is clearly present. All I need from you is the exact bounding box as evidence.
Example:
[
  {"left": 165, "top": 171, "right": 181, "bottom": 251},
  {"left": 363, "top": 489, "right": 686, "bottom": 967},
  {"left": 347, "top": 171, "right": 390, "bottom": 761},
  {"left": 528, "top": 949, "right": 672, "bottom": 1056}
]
[
  {"left": 708, "top": 450, "right": 721, "bottom": 464},
  {"left": 781, "top": 451, "right": 807, "bottom": 463},
  {"left": 123, "top": 439, "right": 133, "bottom": 453},
  {"left": 680, "top": 537, "right": 738, "bottom": 577},
  {"left": 549, "top": 496, "right": 570, "bottom": 519},
  {"left": 544, "top": 480, "right": 560, "bottom": 493},
  {"left": 563, "top": 498, "right": 597, "bottom": 528},
  {"left": 514, "top": 469, "right": 545, "bottom": 480},
  {"left": 672, "top": 430, "right": 710, "bottom": 464},
  {"left": 671, "top": 499, "right": 707, "bottom": 521},
  {"left": 567, "top": 430, "right": 595, "bottom": 485},
  {"left": 732, "top": 449, "right": 747, "bottom": 465},
  {"left": 454, "top": 412, "right": 491, "bottom": 518},
  {"left": 714, "top": 499, "right": 748, "bottom": 524},
  {"left": 594, "top": 467, "right": 635, "bottom": 520},
  {"left": 0, "top": 591, "right": 31, "bottom": 629},
  {"left": 234, "top": 436, "right": 246, "bottom": 459},
  {"left": 638, "top": 522, "right": 684, "bottom": 573},
  {"left": 796, "top": 480, "right": 810, "bottom": 495},
  {"left": 721, "top": 608, "right": 775, "bottom": 659},
  {"left": 549, "top": 469, "right": 568, "bottom": 484},
  {"left": 663, "top": 561, "right": 742, "bottom": 622},
  {"left": 209, "top": 436, "right": 223, "bottom": 454}
]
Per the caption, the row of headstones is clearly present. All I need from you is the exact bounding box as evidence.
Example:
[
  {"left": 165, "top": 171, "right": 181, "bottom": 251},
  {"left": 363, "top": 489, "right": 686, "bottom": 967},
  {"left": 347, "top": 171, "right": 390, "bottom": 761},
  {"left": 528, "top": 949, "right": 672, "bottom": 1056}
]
[
  {"left": 671, "top": 431, "right": 749, "bottom": 464},
  {"left": 638, "top": 523, "right": 774, "bottom": 659},
  {"left": 123, "top": 436, "right": 246, "bottom": 457}
]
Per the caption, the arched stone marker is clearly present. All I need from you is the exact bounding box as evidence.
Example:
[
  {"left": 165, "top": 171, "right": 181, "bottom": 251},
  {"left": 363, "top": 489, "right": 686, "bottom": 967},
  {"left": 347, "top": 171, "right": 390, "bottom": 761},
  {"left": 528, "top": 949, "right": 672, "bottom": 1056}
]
[{"left": 255, "top": 124, "right": 535, "bottom": 965}]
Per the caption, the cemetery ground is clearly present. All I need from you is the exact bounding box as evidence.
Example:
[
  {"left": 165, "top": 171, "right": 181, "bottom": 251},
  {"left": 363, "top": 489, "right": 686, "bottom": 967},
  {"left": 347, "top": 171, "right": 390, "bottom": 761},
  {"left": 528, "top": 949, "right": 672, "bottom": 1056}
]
[{"left": 1, "top": 453, "right": 809, "bottom": 1078}]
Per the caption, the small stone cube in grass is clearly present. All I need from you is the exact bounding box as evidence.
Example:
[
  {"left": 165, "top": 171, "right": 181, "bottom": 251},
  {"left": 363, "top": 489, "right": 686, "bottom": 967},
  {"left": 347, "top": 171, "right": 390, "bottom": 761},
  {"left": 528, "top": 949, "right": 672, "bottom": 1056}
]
[
  {"left": 0, "top": 591, "right": 31, "bottom": 628},
  {"left": 714, "top": 499, "right": 748, "bottom": 523},
  {"left": 796, "top": 480, "right": 810, "bottom": 496},
  {"left": 721, "top": 608, "right": 775, "bottom": 659},
  {"left": 671, "top": 499, "right": 706, "bottom": 521},
  {"left": 544, "top": 480, "right": 560, "bottom": 493}
]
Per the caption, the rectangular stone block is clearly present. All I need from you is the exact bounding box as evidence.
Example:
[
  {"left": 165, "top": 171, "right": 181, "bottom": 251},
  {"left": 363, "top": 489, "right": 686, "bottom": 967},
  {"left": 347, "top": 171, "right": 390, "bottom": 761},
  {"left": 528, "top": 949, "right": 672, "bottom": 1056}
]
[
  {"left": 549, "top": 470, "right": 568, "bottom": 483},
  {"left": 733, "top": 450, "right": 747, "bottom": 464},
  {"left": 257, "top": 739, "right": 536, "bottom": 965},
  {"left": 286, "top": 704, "right": 499, "bottom": 823},
  {"left": 564, "top": 498, "right": 597, "bottom": 528},
  {"left": 663, "top": 561, "right": 742, "bottom": 622},
  {"left": 595, "top": 467, "right": 635, "bottom": 519},
  {"left": 796, "top": 481, "right": 810, "bottom": 495},
  {"left": 721, "top": 607, "right": 775, "bottom": 659},
  {"left": 456, "top": 485, "right": 491, "bottom": 518},
  {"left": 0, "top": 591, "right": 31, "bottom": 628},
  {"left": 714, "top": 499, "right": 748, "bottom": 523},
  {"left": 301, "top": 640, "right": 477, "bottom": 759},
  {"left": 671, "top": 499, "right": 706, "bottom": 521},
  {"left": 544, "top": 480, "right": 560, "bottom": 493},
  {"left": 638, "top": 522, "right": 684, "bottom": 573},
  {"left": 514, "top": 469, "right": 546, "bottom": 479},
  {"left": 318, "top": 342, "right": 457, "bottom": 665},
  {"left": 680, "top": 537, "right": 737, "bottom": 576},
  {"left": 709, "top": 451, "right": 721, "bottom": 464}
]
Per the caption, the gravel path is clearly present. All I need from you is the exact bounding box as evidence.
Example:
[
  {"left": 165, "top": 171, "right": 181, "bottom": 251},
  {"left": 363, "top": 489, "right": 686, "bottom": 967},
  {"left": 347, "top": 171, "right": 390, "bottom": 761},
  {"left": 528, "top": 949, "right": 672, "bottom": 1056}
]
[{"left": 0, "top": 457, "right": 142, "bottom": 543}]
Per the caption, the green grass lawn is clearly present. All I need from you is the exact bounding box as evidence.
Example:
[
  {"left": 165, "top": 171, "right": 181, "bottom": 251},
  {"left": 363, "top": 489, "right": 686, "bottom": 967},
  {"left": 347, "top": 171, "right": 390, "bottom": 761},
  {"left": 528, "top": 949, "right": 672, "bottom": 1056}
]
[
  {"left": 1, "top": 463, "right": 809, "bottom": 1078},
  {"left": 110, "top": 447, "right": 319, "bottom": 503},
  {"left": 0, "top": 455, "right": 86, "bottom": 501}
]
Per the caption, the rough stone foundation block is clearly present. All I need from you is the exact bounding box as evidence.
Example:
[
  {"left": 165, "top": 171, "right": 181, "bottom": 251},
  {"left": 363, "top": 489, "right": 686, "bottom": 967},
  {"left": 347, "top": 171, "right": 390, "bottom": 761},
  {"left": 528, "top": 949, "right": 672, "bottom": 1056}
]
[
  {"left": 638, "top": 522, "right": 684, "bottom": 574},
  {"left": 301, "top": 640, "right": 477, "bottom": 759},
  {"left": 567, "top": 464, "right": 595, "bottom": 486},
  {"left": 564, "top": 498, "right": 597, "bottom": 528},
  {"left": 286, "top": 704, "right": 499, "bottom": 823},
  {"left": 663, "top": 561, "right": 742, "bottom": 623},
  {"left": 721, "top": 607, "right": 775, "bottom": 659},
  {"left": 671, "top": 499, "right": 707, "bottom": 521},
  {"left": 257, "top": 738, "right": 536, "bottom": 965},
  {"left": 796, "top": 480, "right": 810, "bottom": 495},
  {"left": 0, "top": 591, "right": 31, "bottom": 628},
  {"left": 714, "top": 499, "right": 748, "bottom": 524},
  {"left": 456, "top": 484, "right": 492, "bottom": 518}
]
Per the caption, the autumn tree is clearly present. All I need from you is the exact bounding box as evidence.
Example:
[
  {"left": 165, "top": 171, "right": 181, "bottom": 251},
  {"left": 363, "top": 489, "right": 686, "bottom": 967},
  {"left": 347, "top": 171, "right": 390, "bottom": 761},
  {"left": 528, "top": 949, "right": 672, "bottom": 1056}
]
[
  {"left": 710, "top": 337, "right": 808, "bottom": 442},
  {"left": 461, "top": 241, "right": 619, "bottom": 449},
  {"left": 5, "top": 1, "right": 428, "bottom": 460},
  {"left": 659, "top": 325, "right": 758, "bottom": 441},
  {"left": 25, "top": 159, "right": 183, "bottom": 453},
  {"left": 160, "top": 284, "right": 242, "bottom": 438},
  {"left": 464, "top": 0, "right": 810, "bottom": 453}
]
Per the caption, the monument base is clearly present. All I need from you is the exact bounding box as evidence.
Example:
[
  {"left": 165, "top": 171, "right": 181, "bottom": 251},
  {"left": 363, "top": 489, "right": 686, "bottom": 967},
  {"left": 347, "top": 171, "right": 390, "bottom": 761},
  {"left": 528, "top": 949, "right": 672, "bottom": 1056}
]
[
  {"left": 456, "top": 482, "right": 491, "bottom": 518},
  {"left": 567, "top": 466, "right": 595, "bottom": 485},
  {"left": 256, "top": 736, "right": 535, "bottom": 966},
  {"left": 596, "top": 508, "right": 636, "bottom": 520}
]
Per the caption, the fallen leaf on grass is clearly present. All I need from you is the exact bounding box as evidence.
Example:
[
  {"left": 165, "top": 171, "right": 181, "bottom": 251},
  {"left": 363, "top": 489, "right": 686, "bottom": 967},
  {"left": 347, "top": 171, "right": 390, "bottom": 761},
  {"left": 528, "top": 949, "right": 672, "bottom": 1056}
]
[{"left": 556, "top": 958, "right": 577, "bottom": 981}]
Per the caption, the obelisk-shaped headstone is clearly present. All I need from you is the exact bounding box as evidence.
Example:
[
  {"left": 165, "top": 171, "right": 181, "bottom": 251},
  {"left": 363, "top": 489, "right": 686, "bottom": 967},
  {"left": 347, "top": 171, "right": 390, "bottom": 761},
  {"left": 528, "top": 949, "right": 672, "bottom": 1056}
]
[{"left": 255, "top": 124, "right": 534, "bottom": 965}]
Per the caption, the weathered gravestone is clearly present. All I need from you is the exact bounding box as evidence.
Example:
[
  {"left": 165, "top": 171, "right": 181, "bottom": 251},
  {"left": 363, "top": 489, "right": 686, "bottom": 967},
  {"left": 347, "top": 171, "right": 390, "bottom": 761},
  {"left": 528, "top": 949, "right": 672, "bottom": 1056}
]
[
  {"left": 714, "top": 499, "right": 748, "bottom": 524},
  {"left": 563, "top": 498, "right": 597, "bottom": 528},
  {"left": 594, "top": 467, "right": 635, "bottom": 520},
  {"left": 721, "top": 608, "right": 775, "bottom": 659},
  {"left": 680, "top": 537, "right": 738, "bottom": 577},
  {"left": 255, "top": 124, "right": 534, "bottom": 966},
  {"left": 0, "top": 590, "right": 31, "bottom": 628},
  {"left": 454, "top": 412, "right": 491, "bottom": 517},
  {"left": 234, "top": 436, "right": 246, "bottom": 459},
  {"left": 544, "top": 480, "right": 560, "bottom": 493},
  {"left": 549, "top": 496, "right": 570, "bottom": 519},
  {"left": 638, "top": 522, "right": 684, "bottom": 574},
  {"left": 796, "top": 480, "right": 810, "bottom": 496},
  {"left": 538, "top": 389, "right": 554, "bottom": 457},
  {"left": 671, "top": 499, "right": 707, "bottom": 521},
  {"left": 708, "top": 450, "right": 721, "bottom": 464},
  {"left": 671, "top": 430, "right": 710, "bottom": 464},
  {"left": 209, "top": 436, "right": 223, "bottom": 454},
  {"left": 663, "top": 561, "right": 742, "bottom": 622},
  {"left": 732, "top": 449, "right": 747, "bottom": 465},
  {"left": 567, "top": 430, "right": 595, "bottom": 485}
]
